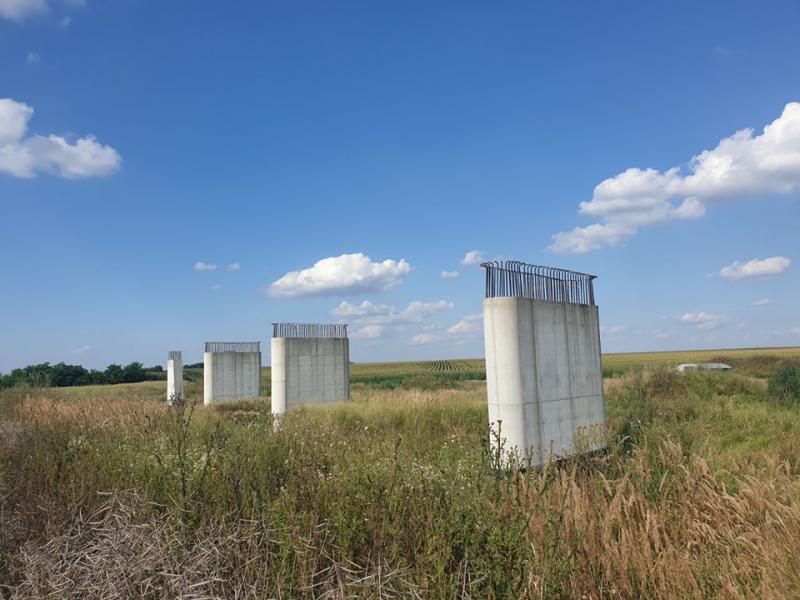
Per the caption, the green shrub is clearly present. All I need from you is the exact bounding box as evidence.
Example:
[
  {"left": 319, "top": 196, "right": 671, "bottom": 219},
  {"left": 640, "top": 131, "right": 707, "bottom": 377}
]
[
  {"left": 768, "top": 365, "right": 800, "bottom": 405},
  {"left": 602, "top": 365, "right": 626, "bottom": 378}
]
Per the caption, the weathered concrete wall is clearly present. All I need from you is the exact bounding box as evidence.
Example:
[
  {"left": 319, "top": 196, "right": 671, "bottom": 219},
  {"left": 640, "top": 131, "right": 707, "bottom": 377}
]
[
  {"left": 271, "top": 337, "right": 349, "bottom": 415},
  {"left": 483, "top": 297, "right": 605, "bottom": 464},
  {"left": 166, "top": 351, "right": 183, "bottom": 405},
  {"left": 203, "top": 347, "right": 261, "bottom": 405}
]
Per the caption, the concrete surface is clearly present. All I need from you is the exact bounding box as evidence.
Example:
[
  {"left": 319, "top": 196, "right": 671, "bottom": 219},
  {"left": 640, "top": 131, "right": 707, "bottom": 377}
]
[
  {"left": 203, "top": 343, "right": 261, "bottom": 405},
  {"left": 483, "top": 297, "right": 605, "bottom": 465},
  {"left": 166, "top": 350, "right": 183, "bottom": 405},
  {"left": 271, "top": 337, "right": 349, "bottom": 415},
  {"left": 676, "top": 362, "right": 732, "bottom": 372}
]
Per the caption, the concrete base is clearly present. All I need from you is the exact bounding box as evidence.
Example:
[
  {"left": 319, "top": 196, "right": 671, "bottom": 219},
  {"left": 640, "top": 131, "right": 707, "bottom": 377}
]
[
  {"left": 483, "top": 297, "right": 606, "bottom": 465},
  {"left": 203, "top": 350, "right": 261, "bottom": 405},
  {"left": 271, "top": 337, "right": 349, "bottom": 415},
  {"left": 166, "top": 351, "right": 183, "bottom": 405}
]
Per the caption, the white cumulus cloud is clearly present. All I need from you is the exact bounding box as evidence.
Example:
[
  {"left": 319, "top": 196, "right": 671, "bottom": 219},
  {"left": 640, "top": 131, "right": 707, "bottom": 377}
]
[
  {"left": 410, "top": 333, "right": 441, "bottom": 345},
  {"left": 679, "top": 311, "right": 726, "bottom": 331},
  {"left": 790, "top": 326, "right": 800, "bottom": 336},
  {"left": 460, "top": 250, "right": 485, "bottom": 266},
  {"left": 0, "top": 0, "right": 47, "bottom": 21},
  {"left": 269, "top": 253, "right": 411, "bottom": 298},
  {"left": 0, "top": 98, "right": 120, "bottom": 178},
  {"left": 331, "top": 300, "right": 390, "bottom": 318},
  {"left": 754, "top": 298, "right": 771, "bottom": 306},
  {"left": 351, "top": 324, "right": 385, "bottom": 339},
  {"left": 26, "top": 51, "right": 40, "bottom": 64},
  {"left": 719, "top": 256, "right": 790, "bottom": 280},
  {"left": 391, "top": 300, "right": 453, "bottom": 323},
  {"left": 1, "top": 0, "right": 86, "bottom": 22},
  {"left": 72, "top": 344, "right": 92, "bottom": 355},
  {"left": 333, "top": 299, "right": 454, "bottom": 342},
  {"left": 194, "top": 262, "right": 217, "bottom": 272},
  {"left": 226, "top": 261, "right": 240, "bottom": 272},
  {"left": 440, "top": 270, "right": 460, "bottom": 280},
  {"left": 550, "top": 102, "right": 800, "bottom": 253},
  {"left": 447, "top": 313, "right": 482, "bottom": 336},
  {"left": 332, "top": 299, "right": 453, "bottom": 325}
]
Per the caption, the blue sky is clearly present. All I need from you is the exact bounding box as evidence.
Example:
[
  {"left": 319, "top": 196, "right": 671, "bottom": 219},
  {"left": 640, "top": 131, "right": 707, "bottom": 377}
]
[{"left": 1, "top": 0, "right": 799, "bottom": 371}]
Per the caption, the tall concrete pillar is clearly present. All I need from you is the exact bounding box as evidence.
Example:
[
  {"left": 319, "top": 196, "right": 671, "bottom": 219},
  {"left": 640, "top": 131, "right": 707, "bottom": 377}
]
[
  {"left": 166, "top": 350, "right": 183, "bottom": 405},
  {"left": 271, "top": 337, "right": 287, "bottom": 416},
  {"left": 203, "top": 342, "right": 261, "bottom": 405},
  {"left": 270, "top": 323, "right": 349, "bottom": 416},
  {"left": 482, "top": 261, "right": 606, "bottom": 465},
  {"left": 203, "top": 349, "right": 214, "bottom": 405}
]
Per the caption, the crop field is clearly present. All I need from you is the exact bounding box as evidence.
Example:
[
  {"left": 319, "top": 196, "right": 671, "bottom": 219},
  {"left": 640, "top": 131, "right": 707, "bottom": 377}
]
[
  {"left": 1, "top": 347, "right": 800, "bottom": 598},
  {"left": 348, "top": 346, "right": 800, "bottom": 383},
  {"left": 421, "top": 359, "right": 484, "bottom": 372},
  {"left": 602, "top": 346, "right": 800, "bottom": 376}
]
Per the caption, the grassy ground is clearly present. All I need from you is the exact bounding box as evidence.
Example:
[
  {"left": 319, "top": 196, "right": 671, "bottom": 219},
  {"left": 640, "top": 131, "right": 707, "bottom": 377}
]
[
  {"left": 1, "top": 348, "right": 799, "bottom": 598},
  {"left": 257, "top": 347, "right": 800, "bottom": 394},
  {"left": 602, "top": 346, "right": 800, "bottom": 376}
]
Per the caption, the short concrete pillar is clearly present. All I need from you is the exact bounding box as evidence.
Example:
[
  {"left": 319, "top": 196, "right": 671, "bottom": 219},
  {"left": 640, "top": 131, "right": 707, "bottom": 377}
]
[
  {"left": 203, "top": 342, "right": 261, "bottom": 405},
  {"left": 482, "top": 262, "right": 606, "bottom": 465},
  {"left": 270, "top": 323, "right": 349, "bottom": 416},
  {"left": 166, "top": 350, "right": 184, "bottom": 405}
]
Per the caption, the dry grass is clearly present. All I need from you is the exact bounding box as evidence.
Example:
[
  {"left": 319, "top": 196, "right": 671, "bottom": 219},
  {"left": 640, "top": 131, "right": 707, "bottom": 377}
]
[
  {"left": 7, "top": 436, "right": 799, "bottom": 598},
  {"left": 10, "top": 491, "right": 422, "bottom": 600},
  {"left": 2, "top": 355, "right": 800, "bottom": 598},
  {"left": 14, "top": 396, "right": 153, "bottom": 429}
]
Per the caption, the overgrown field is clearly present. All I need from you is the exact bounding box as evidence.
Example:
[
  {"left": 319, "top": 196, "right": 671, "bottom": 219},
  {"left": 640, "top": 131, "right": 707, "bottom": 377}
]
[
  {"left": 602, "top": 346, "right": 800, "bottom": 378},
  {"left": 1, "top": 349, "right": 800, "bottom": 598}
]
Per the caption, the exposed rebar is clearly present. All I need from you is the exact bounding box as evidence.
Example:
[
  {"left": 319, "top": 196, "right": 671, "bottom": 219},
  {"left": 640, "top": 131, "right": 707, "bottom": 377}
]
[
  {"left": 481, "top": 260, "right": 597, "bottom": 306},
  {"left": 204, "top": 342, "right": 261, "bottom": 353},
  {"left": 272, "top": 323, "right": 349, "bottom": 339}
]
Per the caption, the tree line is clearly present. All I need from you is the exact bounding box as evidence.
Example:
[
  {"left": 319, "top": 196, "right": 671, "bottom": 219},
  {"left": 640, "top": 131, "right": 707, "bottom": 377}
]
[{"left": 0, "top": 362, "right": 166, "bottom": 389}]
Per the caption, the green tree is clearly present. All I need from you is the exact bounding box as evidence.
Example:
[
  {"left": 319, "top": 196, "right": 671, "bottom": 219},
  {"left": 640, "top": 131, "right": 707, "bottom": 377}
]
[{"left": 122, "top": 362, "right": 147, "bottom": 383}]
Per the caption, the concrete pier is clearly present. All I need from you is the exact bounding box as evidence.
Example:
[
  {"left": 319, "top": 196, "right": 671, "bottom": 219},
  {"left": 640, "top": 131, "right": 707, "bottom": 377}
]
[
  {"left": 203, "top": 342, "right": 261, "bottom": 405},
  {"left": 271, "top": 323, "right": 349, "bottom": 416},
  {"left": 166, "top": 350, "right": 183, "bottom": 405},
  {"left": 482, "top": 262, "right": 605, "bottom": 465}
]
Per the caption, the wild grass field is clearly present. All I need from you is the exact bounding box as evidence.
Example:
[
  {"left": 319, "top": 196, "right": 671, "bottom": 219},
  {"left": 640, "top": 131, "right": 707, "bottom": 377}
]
[{"left": 1, "top": 347, "right": 800, "bottom": 598}]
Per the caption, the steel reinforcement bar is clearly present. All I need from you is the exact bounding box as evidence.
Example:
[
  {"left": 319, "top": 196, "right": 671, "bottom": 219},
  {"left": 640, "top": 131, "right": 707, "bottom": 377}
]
[
  {"left": 481, "top": 260, "right": 597, "bottom": 306},
  {"left": 272, "top": 323, "right": 349, "bottom": 339},
  {"left": 204, "top": 342, "right": 261, "bottom": 353}
]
